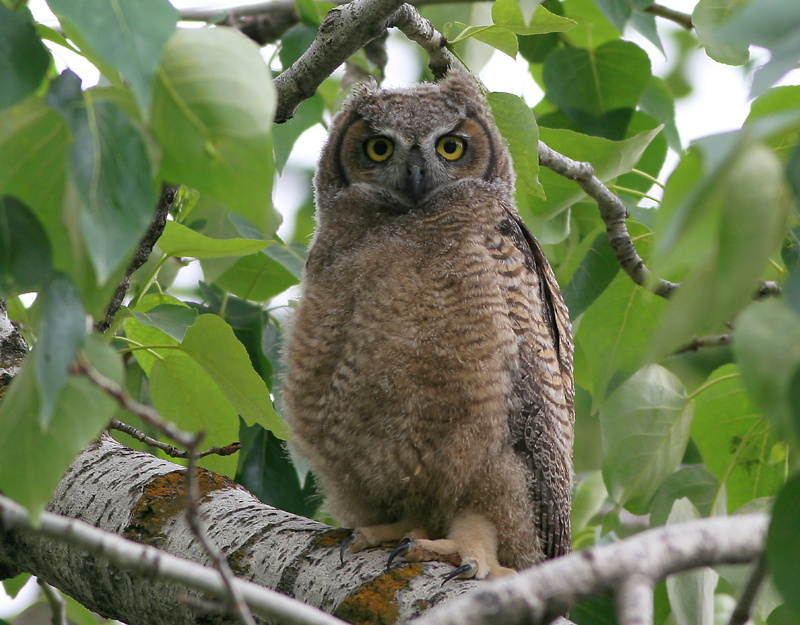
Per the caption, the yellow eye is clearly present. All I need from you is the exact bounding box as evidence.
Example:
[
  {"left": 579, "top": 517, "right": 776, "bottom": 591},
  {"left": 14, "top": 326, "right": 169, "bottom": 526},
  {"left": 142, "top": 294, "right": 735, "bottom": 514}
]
[
  {"left": 365, "top": 137, "right": 394, "bottom": 162},
  {"left": 436, "top": 136, "right": 466, "bottom": 160}
]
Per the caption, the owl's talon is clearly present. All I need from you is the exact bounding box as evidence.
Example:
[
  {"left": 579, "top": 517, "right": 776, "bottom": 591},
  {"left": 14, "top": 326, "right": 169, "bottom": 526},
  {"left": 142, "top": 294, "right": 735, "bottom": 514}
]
[
  {"left": 386, "top": 536, "right": 413, "bottom": 571},
  {"left": 441, "top": 561, "right": 478, "bottom": 584},
  {"left": 340, "top": 533, "right": 357, "bottom": 565}
]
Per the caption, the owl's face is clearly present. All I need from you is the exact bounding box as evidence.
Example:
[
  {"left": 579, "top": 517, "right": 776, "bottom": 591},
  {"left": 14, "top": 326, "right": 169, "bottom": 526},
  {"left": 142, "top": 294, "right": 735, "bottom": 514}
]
[{"left": 316, "top": 73, "right": 514, "bottom": 212}]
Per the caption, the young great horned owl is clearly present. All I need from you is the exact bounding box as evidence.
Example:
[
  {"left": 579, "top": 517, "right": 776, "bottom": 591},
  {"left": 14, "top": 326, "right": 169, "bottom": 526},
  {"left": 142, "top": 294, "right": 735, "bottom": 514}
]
[{"left": 282, "top": 72, "right": 574, "bottom": 579}]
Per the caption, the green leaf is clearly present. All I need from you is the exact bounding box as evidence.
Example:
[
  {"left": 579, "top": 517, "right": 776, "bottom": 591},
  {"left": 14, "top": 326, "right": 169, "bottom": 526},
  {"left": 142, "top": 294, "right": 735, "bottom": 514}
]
[
  {"left": 149, "top": 354, "right": 239, "bottom": 477},
  {"left": 236, "top": 421, "right": 320, "bottom": 517},
  {"left": 649, "top": 466, "right": 724, "bottom": 527},
  {"left": 0, "top": 5, "right": 50, "bottom": 110},
  {"left": 487, "top": 92, "right": 544, "bottom": 198},
  {"left": 278, "top": 24, "right": 318, "bottom": 70},
  {"left": 151, "top": 27, "right": 278, "bottom": 235},
  {"left": 649, "top": 142, "right": 790, "bottom": 359},
  {"left": 0, "top": 335, "right": 123, "bottom": 517},
  {"left": 591, "top": 0, "right": 632, "bottom": 33},
  {"left": 693, "top": 0, "right": 750, "bottom": 66},
  {"left": 601, "top": 365, "right": 693, "bottom": 514},
  {"left": 47, "top": 0, "right": 177, "bottom": 116},
  {"left": 0, "top": 195, "right": 52, "bottom": 296},
  {"left": 124, "top": 293, "right": 184, "bottom": 375},
  {"left": 130, "top": 304, "right": 198, "bottom": 342},
  {"left": 542, "top": 40, "right": 652, "bottom": 124},
  {"left": 577, "top": 227, "right": 667, "bottom": 403},
  {"left": 562, "top": 230, "right": 619, "bottom": 319},
  {"left": 692, "top": 364, "right": 784, "bottom": 511},
  {"left": 181, "top": 314, "right": 286, "bottom": 438},
  {"left": 571, "top": 470, "right": 608, "bottom": 533},
  {"left": 665, "top": 499, "right": 719, "bottom": 625},
  {"left": 531, "top": 125, "right": 662, "bottom": 219},
  {"left": 214, "top": 252, "right": 299, "bottom": 302},
  {"left": 158, "top": 221, "right": 268, "bottom": 259},
  {"left": 263, "top": 241, "right": 307, "bottom": 280},
  {"left": 768, "top": 473, "right": 800, "bottom": 615},
  {"left": 33, "top": 274, "right": 87, "bottom": 427},
  {"left": 48, "top": 71, "right": 157, "bottom": 284},
  {"left": 640, "top": 76, "right": 681, "bottom": 152},
  {"left": 734, "top": 299, "right": 800, "bottom": 445}
]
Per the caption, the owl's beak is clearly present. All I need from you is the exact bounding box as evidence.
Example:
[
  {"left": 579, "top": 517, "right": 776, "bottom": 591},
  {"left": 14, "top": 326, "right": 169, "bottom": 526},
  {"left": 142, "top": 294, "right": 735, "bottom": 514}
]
[{"left": 403, "top": 147, "right": 427, "bottom": 203}]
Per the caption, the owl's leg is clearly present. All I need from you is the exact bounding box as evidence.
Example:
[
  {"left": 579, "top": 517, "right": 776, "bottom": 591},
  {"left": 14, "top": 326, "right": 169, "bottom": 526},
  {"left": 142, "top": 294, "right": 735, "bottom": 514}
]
[
  {"left": 341, "top": 519, "right": 428, "bottom": 563},
  {"left": 394, "top": 511, "right": 515, "bottom": 579}
]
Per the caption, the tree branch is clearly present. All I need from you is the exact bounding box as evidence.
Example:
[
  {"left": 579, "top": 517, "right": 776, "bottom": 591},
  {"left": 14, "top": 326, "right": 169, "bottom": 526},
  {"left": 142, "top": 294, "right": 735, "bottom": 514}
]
[
  {"left": 645, "top": 3, "right": 693, "bottom": 30},
  {"left": 413, "top": 514, "right": 768, "bottom": 625},
  {"left": 274, "top": 0, "right": 409, "bottom": 122}
]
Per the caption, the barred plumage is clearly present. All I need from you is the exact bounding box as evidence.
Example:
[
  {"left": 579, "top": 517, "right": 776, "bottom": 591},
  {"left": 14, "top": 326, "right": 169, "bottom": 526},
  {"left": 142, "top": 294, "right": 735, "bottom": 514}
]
[{"left": 282, "top": 72, "right": 574, "bottom": 578}]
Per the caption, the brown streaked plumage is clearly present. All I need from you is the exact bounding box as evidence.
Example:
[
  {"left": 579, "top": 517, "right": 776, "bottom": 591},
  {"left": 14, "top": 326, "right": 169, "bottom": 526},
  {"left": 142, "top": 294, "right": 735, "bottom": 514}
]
[{"left": 282, "top": 72, "right": 574, "bottom": 578}]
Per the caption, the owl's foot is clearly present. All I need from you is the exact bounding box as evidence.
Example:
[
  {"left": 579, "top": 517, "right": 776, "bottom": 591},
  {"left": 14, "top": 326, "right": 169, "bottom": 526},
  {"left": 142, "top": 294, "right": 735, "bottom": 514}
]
[
  {"left": 387, "top": 511, "right": 515, "bottom": 580},
  {"left": 340, "top": 519, "right": 427, "bottom": 564}
]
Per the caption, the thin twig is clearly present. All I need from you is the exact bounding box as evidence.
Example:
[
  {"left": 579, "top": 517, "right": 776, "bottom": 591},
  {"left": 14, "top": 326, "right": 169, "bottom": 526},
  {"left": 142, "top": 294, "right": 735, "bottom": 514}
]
[
  {"left": 74, "top": 353, "right": 196, "bottom": 449},
  {"left": 37, "top": 579, "right": 68, "bottom": 625},
  {"left": 108, "top": 418, "right": 240, "bottom": 459},
  {"left": 729, "top": 552, "right": 768, "bottom": 625},
  {"left": 645, "top": 3, "right": 693, "bottom": 30},
  {"left": 675, "top": 334, "right": 732, "bottom": 354}
]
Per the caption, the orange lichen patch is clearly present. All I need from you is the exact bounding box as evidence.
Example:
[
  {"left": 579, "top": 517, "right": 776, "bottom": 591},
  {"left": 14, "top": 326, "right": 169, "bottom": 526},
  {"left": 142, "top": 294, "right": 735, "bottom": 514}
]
[
  {"left": 314, "top": 527, "right": 352, "bottom": 549},
  {"left": 334, "top": 564, "right": 423, "bottom": 625},
  {"left": 124, "top": 469, "right": 237, "bottom": 547}
]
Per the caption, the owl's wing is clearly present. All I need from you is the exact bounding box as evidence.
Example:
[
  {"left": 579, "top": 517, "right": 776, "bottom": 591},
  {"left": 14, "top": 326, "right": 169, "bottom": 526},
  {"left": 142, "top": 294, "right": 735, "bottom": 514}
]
[{"left": 498, "top": 210, "right": 574, "bottom": 560}]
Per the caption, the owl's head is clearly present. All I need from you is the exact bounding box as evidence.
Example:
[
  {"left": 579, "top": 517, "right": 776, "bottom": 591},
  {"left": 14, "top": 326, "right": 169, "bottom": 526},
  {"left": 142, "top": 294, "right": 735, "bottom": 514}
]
[{"left": 315, "top": 72, "right": 514, "bottom": 212}]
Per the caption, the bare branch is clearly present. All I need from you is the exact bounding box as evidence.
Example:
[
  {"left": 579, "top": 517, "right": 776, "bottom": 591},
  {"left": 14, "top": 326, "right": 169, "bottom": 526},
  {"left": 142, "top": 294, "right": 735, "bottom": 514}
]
[
  {"left": 108, "top": 418, "right": 241, "bottom": 459},
  {"left": 273, "top": 0, "right": 407, "bottom": 122},
  {"left": 387, "top": 4, "right": 459, "bottom": 78},
  {"left": 537, "top": 141, "right": 679, "bottom": 299},
  {"left": 413, "top": 514, "right": 768, "bottom": 625},
  {"left": 729, "top": 554, "right": 768, "bottom": 625},
  {"left": 675, "top": 333, "right": 732, "bottom": 354}
]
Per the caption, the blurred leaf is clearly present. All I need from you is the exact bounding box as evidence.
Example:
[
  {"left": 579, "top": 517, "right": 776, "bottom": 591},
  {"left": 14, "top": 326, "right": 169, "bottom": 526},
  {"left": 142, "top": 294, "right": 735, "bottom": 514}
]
[
  {"left": 571, "top": 595, "right": 617, "bottom": 625},
  {"left": 734, "top": 299, "right": 800, "bottom": 444},
  {"left": 601, "top": 365, "right": 693, "bottom": 514},
  {"left": 181, "top": 314, "right": 286, "bottom": 438},
  {"left": 560, "top": 0, "right": 620, "bottom": 48},
  {"left": 649, "top": 466, "right": 724, "bottom": 527},
  {"left": 532, "top": 126, "right": 661, "bottom": 219},
  {"left": 0, "top": 195, "right": 52, "bottom": 296},
  {"left": 592, "top": 0, "right": 632, "bottom": 32},
  {"left": 692, "top": 364, "right": 783, "bottom": 511},
  {"left": 48, "top": 0, "right": 176, "bottom": 116},
  {"left": 488, "top": 92, "right": 544, "bottom": 198},
  {"left": 571, "top": 470, "right": 608, "bottom": 533},
  {"left": 0, "top": 335, "right": 122, "bottom": 517},
  {"left": 279, "top": 24, "right": 318, "bottom": 69},
  {"left": 716, "top": 0, "right": 800, "bottom": 95},
  {"left": 767, "top": 473, "right": 800, "bottom": 615},
  {"left": 33, "top": 274, "right": 86, "bottom": 427},
  {"left": 151, "top": 28, "right": 278, "bottom": 234},
  {"left": 236, "top": 421, "right": 320, "bottom": 517},
  {"left": 666, "top": 499, "right": 718, "bottom": 625},
  {"left": 640, "top": 76, "right": 681, "bottom": 152},
  {"left": 650, "top": 142, "right": 790, "bottom": 359},
  {"left": 747, "top": 85, "right": 800, "bottom": 158},
  {"left": 263, "top": 240, "right": 307, "bottom": 280},
  {"left": 131, "top": 304, "right": 198, "bottom": 342},
  {"left": 273, "top": 92, "right": 324, "bottom": 172},
  {"left": 693, "top": 0, "right": 750, "bottom": 66},
  {"left": 150, "top": 354, "right": 239, "bottom": 476},
  {"left": 158, "top": 221, "right": 268, "bottom": 259},
  {"left": 0, "top": 5, "right": 50, "bottom": 110},
  {"left": 215, "top": 252, "right": 299, "bottom": 302},
  {"left": 48, "top": 71, "right": 157, "bottom": 284}
]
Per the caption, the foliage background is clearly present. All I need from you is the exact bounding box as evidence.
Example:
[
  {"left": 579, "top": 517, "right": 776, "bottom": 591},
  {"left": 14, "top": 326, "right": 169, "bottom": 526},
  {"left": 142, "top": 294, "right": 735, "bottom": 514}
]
[{"left": 1, "top": 0, "right": 800, "bottom": 623}]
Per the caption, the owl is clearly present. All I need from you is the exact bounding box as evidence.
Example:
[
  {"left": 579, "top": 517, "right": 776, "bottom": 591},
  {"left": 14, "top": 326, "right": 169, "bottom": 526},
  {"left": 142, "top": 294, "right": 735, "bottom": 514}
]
[{"left": 281, "top": 71, "right": 574, "bottom": 580}]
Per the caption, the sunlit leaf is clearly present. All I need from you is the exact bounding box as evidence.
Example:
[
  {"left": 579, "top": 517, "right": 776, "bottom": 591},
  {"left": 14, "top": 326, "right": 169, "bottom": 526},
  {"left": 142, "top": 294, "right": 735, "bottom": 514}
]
[{"left": 158, "top": 221, "right": 268, "bottom": 259}]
